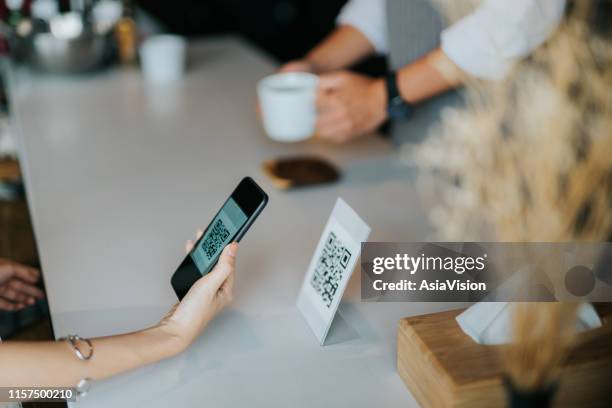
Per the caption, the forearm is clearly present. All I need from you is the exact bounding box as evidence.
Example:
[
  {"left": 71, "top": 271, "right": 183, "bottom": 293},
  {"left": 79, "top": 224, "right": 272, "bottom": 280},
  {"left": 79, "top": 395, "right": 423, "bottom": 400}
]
[
  {"left": 0, "top": 326, "right": 180, "bottom": 387},
  {"left": 304, "top": 25, "right": 376, "bottom": 73},
  {"left": 396, "top": 48, "right": 466, "bottom": 104}
]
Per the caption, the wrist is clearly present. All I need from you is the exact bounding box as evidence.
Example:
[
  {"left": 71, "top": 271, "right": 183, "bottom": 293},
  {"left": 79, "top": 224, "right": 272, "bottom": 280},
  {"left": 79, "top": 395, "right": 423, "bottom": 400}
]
[
  {"left": 370, "top": 78, "right": 389, "bottom": 122},
  {"left": 303, "top": 49, "right": 335, "bottom": 74},
  {"left": 150, "top": 324, "right": 188, "bottom": 358},
  {"left": 385, "top": 71, "right": 414, "bottom": 120},
  {"left": 302, "top": 57, "right": 321, "bottom": 74}
]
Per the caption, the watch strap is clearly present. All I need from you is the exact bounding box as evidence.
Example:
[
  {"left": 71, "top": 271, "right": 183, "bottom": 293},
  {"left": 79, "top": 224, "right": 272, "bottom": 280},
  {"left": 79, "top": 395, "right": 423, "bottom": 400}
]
[{"left": 385, "top": 71, "right": 414, "bottom": 120}]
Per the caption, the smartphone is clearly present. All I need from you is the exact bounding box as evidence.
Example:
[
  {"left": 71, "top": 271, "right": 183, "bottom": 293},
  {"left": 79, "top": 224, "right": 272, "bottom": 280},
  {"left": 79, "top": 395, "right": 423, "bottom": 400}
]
[{"left": 171, "top": 177, "right": 268, "bottom": 299}]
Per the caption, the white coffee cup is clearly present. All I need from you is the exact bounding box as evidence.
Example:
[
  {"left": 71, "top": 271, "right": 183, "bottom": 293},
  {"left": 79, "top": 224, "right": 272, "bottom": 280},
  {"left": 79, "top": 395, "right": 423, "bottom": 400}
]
[
  {"left": 140, "top": 35, "right": 187, "bottom": 85},
  {"left": 257, "top": 72, "right": 319, "bottom": 142}
]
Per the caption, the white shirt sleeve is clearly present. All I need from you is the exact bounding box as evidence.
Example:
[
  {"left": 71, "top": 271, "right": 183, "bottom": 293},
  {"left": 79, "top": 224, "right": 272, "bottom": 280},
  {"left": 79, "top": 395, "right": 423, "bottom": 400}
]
[
  {"left": 441, "top": 0, "right": 566, "bottom": 80},
  {"left": 336, "top": 0, "right": 389, "bottom": 54}
]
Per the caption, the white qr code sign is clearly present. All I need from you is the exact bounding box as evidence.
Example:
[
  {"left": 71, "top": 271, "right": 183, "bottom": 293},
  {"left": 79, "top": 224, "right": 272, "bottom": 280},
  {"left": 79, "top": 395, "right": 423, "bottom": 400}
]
[{"left": 297, "top": 198, "right": 370, "bottom": 345}]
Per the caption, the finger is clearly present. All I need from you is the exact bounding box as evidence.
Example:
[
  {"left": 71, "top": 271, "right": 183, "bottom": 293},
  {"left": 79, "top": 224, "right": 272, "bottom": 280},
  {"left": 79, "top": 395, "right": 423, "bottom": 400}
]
[
  {"left": 316, "top": 121, "right": 353, "bottom": 143},
  {"left": 1, "top": 285, "right": 34, "bottom": 303},
  {"left": 219, "top": 267, "right": 235, "bottom": 297},
  {"left": 316, "top": 83, "right": 331, "bottom": 102},
  {"left": 14, "top": 280, "right": 45, "bottom": 299},
  {"left": 318, "top": 72, "right": 346, "bottom": 91},
  {"left": 8, "top": 279, "right": 45, "bottom": 299},
  {"left": 201, "top": 243, "right": 238, "bottom": 290},
  {"left": 0, "top": 286, "right": 28, "bottom": 303},
  {"left": 0, "top": 264, "right": 11, "bottom": 281},
  {"left": 185, "top": 229, "right": 205, "bottom": 253},
  {"left": 279, "top": 64, "right": 301, "bottom": 73},
  {"left": 217, "top": 268, "right": 234, "bottom": 293},
  {"left": 217, "top": 263, "right": 235, "bottom": 304},
  {"left": 0, "top": 287, "right": 27, "bottom": 303},
  {"left": 10, "top": 263, "right": 40, "bottom": 284},
  {"left": 216, "top": 279, "right": 234, "bottom": 307},
  {"left": 316, "top": 93, "right": 342, "bottom": 113},
  {"left": 185, "top": 239, "right": 194, "bottom": 253},
  {"left": 279, "top": 61, "right": 312, "bottom": 73},
  {"left": 316, "top": 81, "right": 345, "bottom": 108},
  {"left": 0, "top": 297, "right": 17, "bottom": 311},
  {"left": 316, "top": 110, "right": 346, "bottom": 130}
]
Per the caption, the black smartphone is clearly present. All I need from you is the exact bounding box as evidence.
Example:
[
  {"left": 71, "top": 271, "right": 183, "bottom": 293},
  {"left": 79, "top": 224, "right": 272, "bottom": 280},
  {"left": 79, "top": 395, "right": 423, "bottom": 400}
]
[{"left": 171, "top": 177, "right": 268, "bottom": 299}]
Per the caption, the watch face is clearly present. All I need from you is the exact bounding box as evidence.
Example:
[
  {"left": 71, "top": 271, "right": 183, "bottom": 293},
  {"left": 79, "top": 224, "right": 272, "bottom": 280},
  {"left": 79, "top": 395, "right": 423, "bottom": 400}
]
[{"left": 389, "top": 96, "right": 413, "bottom": 119}]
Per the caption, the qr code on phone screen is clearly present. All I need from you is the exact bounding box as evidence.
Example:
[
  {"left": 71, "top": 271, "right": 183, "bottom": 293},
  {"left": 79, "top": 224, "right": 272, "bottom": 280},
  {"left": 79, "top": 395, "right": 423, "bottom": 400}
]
[
  {"left": 310, "top": 231, "right": 352, "bottom": 308},
  {"left": 202, "top": 219, "right": 231, "bottom": 260}
]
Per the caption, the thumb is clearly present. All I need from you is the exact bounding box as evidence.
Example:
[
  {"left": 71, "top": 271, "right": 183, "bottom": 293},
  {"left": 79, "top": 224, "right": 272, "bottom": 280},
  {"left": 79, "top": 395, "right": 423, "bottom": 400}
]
[
  {"left": 318, "top": 72, "right": 345, "bottom": 91},
  {"left": 203, "top": 243, "right": 238, "bottom": 290}
]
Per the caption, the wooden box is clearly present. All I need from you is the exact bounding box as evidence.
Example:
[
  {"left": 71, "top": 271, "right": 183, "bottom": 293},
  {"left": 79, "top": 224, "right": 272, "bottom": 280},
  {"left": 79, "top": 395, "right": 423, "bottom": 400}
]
[{"left": 397, "top": 305, "right": 612, "bottom": 407}]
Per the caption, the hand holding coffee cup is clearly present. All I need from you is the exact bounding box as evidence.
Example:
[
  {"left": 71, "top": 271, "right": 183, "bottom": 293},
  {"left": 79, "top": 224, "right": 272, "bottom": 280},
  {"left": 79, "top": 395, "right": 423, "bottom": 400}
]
[{"left": 257, "top": 72, "right": 319, "bottom": 142}]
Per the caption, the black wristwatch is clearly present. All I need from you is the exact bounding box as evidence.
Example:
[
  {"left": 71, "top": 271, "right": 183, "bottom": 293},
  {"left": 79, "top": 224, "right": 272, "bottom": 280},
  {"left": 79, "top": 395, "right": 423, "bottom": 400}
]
[{"left": 385, "top": 71, "right": 414, "bottom": 120}]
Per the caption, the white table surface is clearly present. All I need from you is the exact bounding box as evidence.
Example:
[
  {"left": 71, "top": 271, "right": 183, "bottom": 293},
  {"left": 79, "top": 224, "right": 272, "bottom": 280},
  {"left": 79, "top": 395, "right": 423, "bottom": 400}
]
[{"left": 10, "top": 37, "right": 465, "bottom": 407}]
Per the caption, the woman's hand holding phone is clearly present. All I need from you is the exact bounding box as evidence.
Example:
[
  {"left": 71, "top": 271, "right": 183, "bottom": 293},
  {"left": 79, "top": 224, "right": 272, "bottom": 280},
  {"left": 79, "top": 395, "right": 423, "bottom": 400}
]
[
  {"left": 157, "top": 230, "right": 238, "bottom": 354},
  {"left": 164, "top": 178, "right": 266, "bottom": 352},
  {"left": 0, "top": 232, "right": 239, "bottom": 388}
]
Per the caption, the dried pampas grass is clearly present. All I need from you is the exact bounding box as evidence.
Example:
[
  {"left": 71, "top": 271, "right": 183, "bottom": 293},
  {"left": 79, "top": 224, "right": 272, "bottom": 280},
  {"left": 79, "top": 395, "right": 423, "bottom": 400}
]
[
  {"left": 405, "top": 2, "right": 612, "bottom": 243},
  {"left": 405, "top": 0, "right": 612, "bottom": 396},
  {"left": 505, "top": 302, "right": 579, "bottom": 391}
]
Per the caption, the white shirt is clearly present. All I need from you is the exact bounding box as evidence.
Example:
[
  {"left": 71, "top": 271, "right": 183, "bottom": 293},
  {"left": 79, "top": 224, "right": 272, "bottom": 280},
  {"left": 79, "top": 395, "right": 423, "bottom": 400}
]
[{"left": 337, "top": 0, "right": 566, "bottom": 80}]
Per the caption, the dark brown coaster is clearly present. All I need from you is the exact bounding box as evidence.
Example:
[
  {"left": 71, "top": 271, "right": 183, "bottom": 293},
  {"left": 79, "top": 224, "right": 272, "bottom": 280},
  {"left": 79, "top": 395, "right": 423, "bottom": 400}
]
[{"left": 262, "top": 156, "right": 340, "bottom": 189}]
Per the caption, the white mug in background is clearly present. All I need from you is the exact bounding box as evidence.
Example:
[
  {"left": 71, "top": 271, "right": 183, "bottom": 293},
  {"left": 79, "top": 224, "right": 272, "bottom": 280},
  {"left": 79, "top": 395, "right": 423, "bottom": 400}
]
[
  {"left": 257, "top": 72, "right": 319, "bottom": 142},
  {"left": 139, "top": 34, "right": 187, "bottom": 85}
]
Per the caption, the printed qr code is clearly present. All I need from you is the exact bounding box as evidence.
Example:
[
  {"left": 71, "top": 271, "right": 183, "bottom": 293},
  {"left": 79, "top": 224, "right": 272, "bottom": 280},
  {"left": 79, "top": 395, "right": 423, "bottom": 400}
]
[
  {"left": 202, "top": 219, "right": 231, "bottom": 260},
  {"left": 310, "top": 231, "right": 352, "bottom": 308}
]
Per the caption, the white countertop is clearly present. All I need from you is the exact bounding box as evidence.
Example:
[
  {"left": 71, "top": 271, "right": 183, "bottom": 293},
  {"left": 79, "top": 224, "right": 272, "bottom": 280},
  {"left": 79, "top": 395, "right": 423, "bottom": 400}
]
[{"left": 9, "top": 37, "right": 465, "bottom": 407}]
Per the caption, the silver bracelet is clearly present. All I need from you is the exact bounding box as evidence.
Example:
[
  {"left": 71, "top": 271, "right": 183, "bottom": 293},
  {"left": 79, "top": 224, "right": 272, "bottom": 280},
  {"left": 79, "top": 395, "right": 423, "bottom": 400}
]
[
  {"left": 58, "top": 335, "right": 94, "bottom": 399},
  {"left": 59, "top": 334, "right": 94, "bottom": 361},
  {"left": 75, "top": 377, "right": 93, "bottom": 399}
]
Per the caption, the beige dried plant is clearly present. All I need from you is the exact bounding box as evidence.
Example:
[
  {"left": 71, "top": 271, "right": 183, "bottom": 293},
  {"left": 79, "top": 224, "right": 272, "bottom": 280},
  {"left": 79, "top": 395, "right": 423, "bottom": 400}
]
[
  {"left": 506, "top": 302, "right": 579, "bottom": 391},
  {"left": 407, "top": 3, "right": 612, "bottom": 243},
  {"left": 406, "top": 0, "right": 612, "bottom": 394}
]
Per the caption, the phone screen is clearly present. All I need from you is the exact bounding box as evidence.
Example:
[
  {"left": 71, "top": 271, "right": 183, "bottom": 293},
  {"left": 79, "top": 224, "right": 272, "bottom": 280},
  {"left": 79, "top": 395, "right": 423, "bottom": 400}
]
[{"left": 189, "top": 197, "right": 247, "bottom": 275}]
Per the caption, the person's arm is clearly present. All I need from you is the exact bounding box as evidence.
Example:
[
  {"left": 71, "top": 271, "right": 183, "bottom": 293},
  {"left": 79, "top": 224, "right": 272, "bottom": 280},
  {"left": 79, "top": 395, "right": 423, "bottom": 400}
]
[
  {"left": 314, "top": 0, "right": 566, "bottom": 143},
  {"left": 282, "top": 26, "right": 377, "bottom": 74},
  {"left": 0, "top": 241, "right": 237, "bottom": 388},
  {"left": 280, "top": 0, "right": 386, "bottom": 73},
  {"left": 396, "top": 48, "right": 464, "bottom": 103},
  {"left": 0, "top": 326, "right": 177, "bottom": 387},
  {"left": 440, "top": 0, "right": 566, "bottom": 80}
]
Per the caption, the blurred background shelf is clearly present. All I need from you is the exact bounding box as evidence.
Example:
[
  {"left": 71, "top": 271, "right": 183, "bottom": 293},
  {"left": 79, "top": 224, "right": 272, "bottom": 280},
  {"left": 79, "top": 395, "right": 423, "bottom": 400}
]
[
  {"left": 0, "top": 158, "right": 20, "bottom": 181},
  {"left": 139, "top": 0, "right": 387, "bottom": 75}
]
